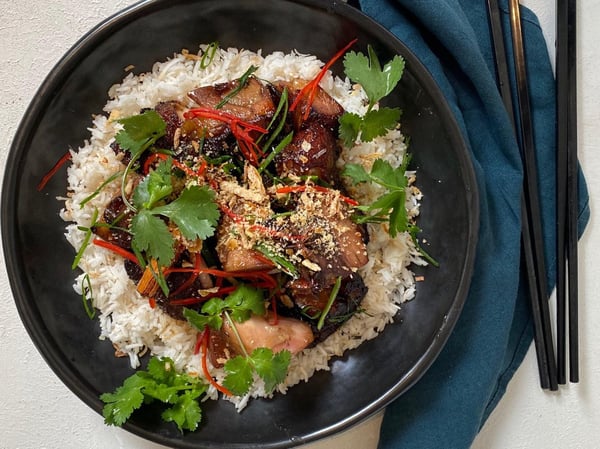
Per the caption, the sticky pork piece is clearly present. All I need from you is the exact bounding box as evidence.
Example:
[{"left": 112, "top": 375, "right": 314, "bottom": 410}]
[
  {"left": 188, "top": 77, "right": 275, "bottom": 130},
  {"left": 209, "top": 313, "right": 315, "bottom": 367},
  {"left": 271, "top": 80, "right": 345, "bottom": 184}
]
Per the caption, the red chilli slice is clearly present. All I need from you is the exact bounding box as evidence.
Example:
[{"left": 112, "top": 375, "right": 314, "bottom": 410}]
[
  {"left": 184, "top": 107, "right": 267, "bottom": 165},
  {"left": 289, "top": 38, "right": 358, "bottom": 121},
  {"left": 92, "top": 238, "right": 139, "bottom": 265},
  {"left": 37, "top": 151, "right": 72, "bottom": 191},
  {"left": 200, "top": 328, "right": 233, "bottom": 396}
]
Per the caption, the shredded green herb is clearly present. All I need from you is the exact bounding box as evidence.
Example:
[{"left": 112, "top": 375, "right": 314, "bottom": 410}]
[
  {"left": 216, "top": 65, "right": 258, "bottom": 109},
  {"left": 79, "top": 171, "right": 123, "bottom": 208},
  {"left": 317, "top": 276, "right": 342, "bottom": 330},
  {"left": 199, "top": 41, "right": 219, "bottom": 69},
  {"left": 72, "top": 208, "right": 99, "bottom": 270},
  {"left": 81, "top": 273, "right": 95, "bottom": 319}
]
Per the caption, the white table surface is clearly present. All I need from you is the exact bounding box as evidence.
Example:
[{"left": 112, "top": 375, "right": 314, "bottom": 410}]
[{"left": 1, "top": 1, "right": 598, "bottom": 448}]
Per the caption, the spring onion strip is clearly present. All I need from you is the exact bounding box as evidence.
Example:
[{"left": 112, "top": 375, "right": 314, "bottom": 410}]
[
  {"left": 254, "top": 243, "right": 299, "bottom": 279},
  {"left": 317, "top": 276, "right": 342, "bottom": 330},
  {"left": 81, "top": 273, "right": 96, "bottom": 319},
  {"left": 200, "top": 41, "right": 219, "bottom": 69},
  {"left": 216, "top": 65, "right": 258, "bottom": 109},
  {"left": 258, "top": 131, "right": 293, "bottom": 174},
  {"left": 72, "top": 208, "right": 99, "bottom": 270},
  {"left": 120, "top": 155, "right": 141, "bottom": 213},
  {"left": 79, "top": 171, "right": 123, "bottom": 208},
  {"left": 259, "top": 88, "right": 289, "bottom": 152}
]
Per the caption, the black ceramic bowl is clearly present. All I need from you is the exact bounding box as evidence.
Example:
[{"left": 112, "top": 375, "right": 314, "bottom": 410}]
[{"left": 1, "top": 1, "right": 478, "bottom": 447}]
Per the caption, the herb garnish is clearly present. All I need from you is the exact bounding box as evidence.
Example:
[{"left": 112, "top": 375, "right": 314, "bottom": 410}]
[
  {"left": 100, "top": 356, "right": 207, "bottom": 432},
  {"left": 183, "top": 285, "right": 292, "bottom": 396},
  {"left": 343, "top": 156, "right": 439, "bottom": 266},
  {"left": 339, "top": 45, "right": 405, "bottom": 147},
  {"left": 130, "top": 160, "right": 220, "bottom": 268},
  {"left": 342, "top": 155, "right": 411, "bottom": 238}
]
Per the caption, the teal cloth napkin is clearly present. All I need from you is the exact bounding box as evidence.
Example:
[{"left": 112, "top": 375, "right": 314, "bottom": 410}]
[{"left": 355, "top": 1, "right": 591, "bottom": 448}]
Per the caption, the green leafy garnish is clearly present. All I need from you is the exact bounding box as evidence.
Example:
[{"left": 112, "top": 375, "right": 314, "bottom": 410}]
[
  {"left": 183, "top": 284, "right": 266, "bottom": 331},
  {"left": 115, "top": 110, "right": 166, "bottom": 158},
  {"left": 132, "top": 158, "right": 173, "bottom": 210},
  {"left": 100, "top": 356, "right": 208, "bottom": 432},
  {"left": 183, "top": 284, "right": 291, "bottom": 396},
  {"left": 343, "top": 155, "right": 439, "bottom": 265},
  {"left": 128, "top": 156, "right": 219, "bottom": 268},
  {"left": 339, "top": 45, "right": 405, "bottom": 146},
  {"left": 130, "top": 211, "right": 175, "bottom": 267},
  {"left": 152, "top": 185, "right": 220, "bottom": 241},
  {"left": 344, "top": 46, "right": 405, "bottom": 109},
  {"left": 342, "top": 155, "right": 411, "bottom": 238},
  {"left": 223, "top": 348, "right": 291, "bottom": 396}
]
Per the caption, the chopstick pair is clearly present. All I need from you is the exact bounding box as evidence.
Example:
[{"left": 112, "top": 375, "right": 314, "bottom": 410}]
[
  {"left": 486, "top": 0, "right": 560, "bottom": 390},
  {"left": 555, "top": 0, "right": 579, "bottom": 385}
]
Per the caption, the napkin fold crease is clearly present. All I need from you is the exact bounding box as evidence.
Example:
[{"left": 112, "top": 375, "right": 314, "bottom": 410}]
[{"left": 355, "top": 1, "right": 590, "bottom": 448}]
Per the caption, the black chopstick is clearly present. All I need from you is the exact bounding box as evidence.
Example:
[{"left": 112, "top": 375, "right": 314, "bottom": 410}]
[
  {"left": 508, "top": 0, "right": 558, "bottom": 391},
  {"left": 486, "top": 0, "right": 557, "bottom": 390},
  {"left": 555, "top": 0, "right": 569, "bottom": 385},
  {"left": 556, "top": 0, "right": 579, "bottom": 385},
  {"left": 566, "top": 0, "right": 579, "bottom": 383}
]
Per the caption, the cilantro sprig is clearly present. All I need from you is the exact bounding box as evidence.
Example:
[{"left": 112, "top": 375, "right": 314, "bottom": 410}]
[
  {"left": 339, "top": 45, "right": 405, "bottom": 147},
  {"left": 111, "top": 111, "right": 220, "bottom": 280},
  {"left": 131, "top": 172, "right": 220, "bottom": 268},
  {"left": 343, "top": 155, "right": 439, "bottom": 266},
  {"left": 183, "top": 284, "right": 291, "bottom": 396},
  {"left": 100, "top": 356, "right": 208, "bottom": 432},
  {"left": 342, "top": 155, "right": 411, "bottom": 238},
  {"left": 183, "top": 284, "right": 266, "bottom": 330},
  {"left": 223, "top": 347, "right": 291, "bottom": 396}
]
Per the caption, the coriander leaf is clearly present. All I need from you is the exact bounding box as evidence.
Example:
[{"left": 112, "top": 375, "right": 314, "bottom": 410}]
[
  {"left": 115, "top": 110, "right": 166, "bottom": 157},
  {"left": 152, "top": 185, "right": 219, "bottom": 241},
  {"left": 183, "top": 306, "right": 223, "bottom": 331},
  {"left": 131, "top": 210, "right": 175, "bottom": 266},
  {"left": 100, "top": 374, "right": 149, "bottom": 426},
  {"left": 223, "top": 355, "right": 254, "bottom": 396},
  {"left": 223, "top": 284, "right": 266, "bottom": 322},
  {"left": 162, "top": 391, "right": 203, "bottom": 432},
  {"left": 370, "top": 191, "right": 407, "bottom": 238},
  {"left": 342, "top": 157, "right": 410, "bottom": 238},
  {"left": 183, "top": 285, "right": 265, "bottom": 333},
  {"left": 100, "top": 357, "right": 208, "bottom": 432},
  {"left": 147, "top": 356, "right": 177, "bottom": 384},
  {"left": 133, "top": 158, "right": 173, "bottom": 210},
  {"left": 338, "top": 112, "right": 362, "bottom": 147},
  {"left": 369, "top": 158, "right": 407, "bottom": 190},
  {"left": 341, "top": 163, "right": 371, "bottom": 185},
  {"left": 251, "top": 348, "right": 291, "bottom": 393},
  {"left": 359, "top": 107, "right": 401, "bottom": 142},
  {"left": 343, "top": 46, "right": 405, "bottom": 107}
]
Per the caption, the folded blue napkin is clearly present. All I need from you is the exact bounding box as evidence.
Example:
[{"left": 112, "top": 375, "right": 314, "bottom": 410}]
[{"left": 355, "top": 1, "right": 591, "bottom": 448}]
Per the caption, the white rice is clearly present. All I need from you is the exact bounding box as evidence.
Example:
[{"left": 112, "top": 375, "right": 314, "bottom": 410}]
[{"left": 60, "top": 45, "right": 425, "bottom": 410}]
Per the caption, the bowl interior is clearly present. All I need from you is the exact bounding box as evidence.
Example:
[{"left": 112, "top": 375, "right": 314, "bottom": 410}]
[{"left": 1, "top": 1, "right": 478, "bottom": 447}]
